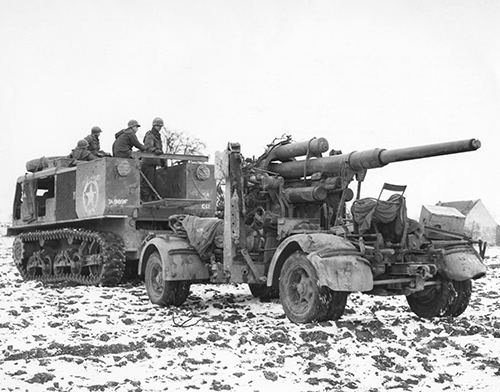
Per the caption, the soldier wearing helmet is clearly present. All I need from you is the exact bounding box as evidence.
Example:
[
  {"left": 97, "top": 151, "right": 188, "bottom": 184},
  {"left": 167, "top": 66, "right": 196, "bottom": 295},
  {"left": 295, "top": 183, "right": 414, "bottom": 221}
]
[
  {"left": 69, "top": 139, "right": 98, "bottom": 161},
  {"left": 112, "top": 119, "right": 146, "bottom": 158},
  {"left": 141, "top": 117, "right": 165, "bottom": 201},
  {"left": 84, "top": 126, "right": 110, "bottom": 157}
]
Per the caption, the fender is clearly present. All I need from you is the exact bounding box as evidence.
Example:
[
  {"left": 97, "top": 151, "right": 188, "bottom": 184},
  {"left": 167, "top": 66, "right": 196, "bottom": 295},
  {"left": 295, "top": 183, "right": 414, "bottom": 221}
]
[
  {"left": 438, "top": 245, "right": 486, "bottom": 281},
  {"left": 266, "top": 233, "right": 373, "bottom": 292},
  {"left": 138, "top": 235, "right": 210, "bottom": 282}
]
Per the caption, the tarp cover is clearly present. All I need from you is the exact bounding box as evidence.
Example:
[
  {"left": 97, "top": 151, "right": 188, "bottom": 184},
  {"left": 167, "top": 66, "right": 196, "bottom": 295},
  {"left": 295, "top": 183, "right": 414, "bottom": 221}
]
[
  {"left": 26, "top": 156, "right": 72, "bottom": 172},
  {"left": 351, "top": 194, "right": 406, "bottom": 234},
  {"left": 26, "top": 157, "right": 50, "bottom": 173},
  {"left": 181, "top": 215, "right": 223, "bottom": 258}
]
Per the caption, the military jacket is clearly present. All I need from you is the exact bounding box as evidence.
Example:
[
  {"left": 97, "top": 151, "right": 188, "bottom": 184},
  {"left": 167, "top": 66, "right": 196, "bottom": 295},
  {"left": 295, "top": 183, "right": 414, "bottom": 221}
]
[
  {"left": 112, "top": 129, "right": 145, "bottom": 158},
  {"left": 84, "top": 134, "right": 101, "bottom": 155},
  {"left": 143, "top": 129, "right": 163, "bottom": 166},
  {"left": 69, "top": 147, "right": 97, "bottom": 161}
]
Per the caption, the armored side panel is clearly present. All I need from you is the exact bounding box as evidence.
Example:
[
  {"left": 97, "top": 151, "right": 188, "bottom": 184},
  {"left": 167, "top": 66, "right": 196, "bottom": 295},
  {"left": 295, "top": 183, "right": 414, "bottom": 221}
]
[
  {"left": 88, "top": 217, "right": 145, "bottom": 258},
  {"left": 155, "top": 162, "right": 216, "bottom": 216},
  {"left": 76, "top": 158, "right": 140, "bottom": 218},
  {"left": 55, "top": 170, "right": 77, "bottom": 221}
]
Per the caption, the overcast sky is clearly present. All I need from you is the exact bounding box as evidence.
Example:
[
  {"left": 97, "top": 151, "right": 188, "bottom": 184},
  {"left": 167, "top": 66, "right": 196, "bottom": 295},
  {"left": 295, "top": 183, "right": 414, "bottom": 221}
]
[{"left": 1, "top": 0, "right": 499, "bottom": 222}]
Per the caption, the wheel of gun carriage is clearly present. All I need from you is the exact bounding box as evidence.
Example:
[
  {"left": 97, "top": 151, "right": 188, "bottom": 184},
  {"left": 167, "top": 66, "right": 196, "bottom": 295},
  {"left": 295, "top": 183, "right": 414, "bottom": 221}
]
[
  {"left": 279, "top": 251, "right": 348, "bottom": 323},
  {"left": 406, "top": 276, "right": 471, "bottom": 318},
  {"left": 443, "top": 279, "right": 472, "bottom": 317},
  {"left": 144, "top": 251, "right": 191, "bottom": 306},
  {"left": 248, "top": 283, "right": 279, "bottom": 300}
]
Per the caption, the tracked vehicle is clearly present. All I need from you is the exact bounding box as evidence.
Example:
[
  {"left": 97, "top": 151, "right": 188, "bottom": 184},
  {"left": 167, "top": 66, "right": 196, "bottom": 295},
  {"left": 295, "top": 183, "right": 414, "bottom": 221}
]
[
  {"left": 9, "top": 153, "right": 216, "bottom": 285},
  {"left": 140, "top": 137, "right": 486, "bottom": 322}
]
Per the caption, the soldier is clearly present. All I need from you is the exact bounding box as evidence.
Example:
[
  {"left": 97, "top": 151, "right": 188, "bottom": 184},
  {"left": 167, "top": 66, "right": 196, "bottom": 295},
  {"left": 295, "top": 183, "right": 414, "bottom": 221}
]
[
  {"left": 141, "top": 117, "right": 165, "bottom": 201},
  {"left": 69, "top": 139, "right": 98, "bottom": 161},
  {"left": 112, "top": 119, "right": 146, "bottom": 158},
  {"left": 84, "top": 126, "right": 110, "bottom": 157}
]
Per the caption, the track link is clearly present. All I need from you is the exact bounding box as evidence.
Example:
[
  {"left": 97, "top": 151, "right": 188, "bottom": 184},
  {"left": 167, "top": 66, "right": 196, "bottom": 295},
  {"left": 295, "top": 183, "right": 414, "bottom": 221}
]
[{"left": 13, "top": 228, "right": 126, "bottom": 286}]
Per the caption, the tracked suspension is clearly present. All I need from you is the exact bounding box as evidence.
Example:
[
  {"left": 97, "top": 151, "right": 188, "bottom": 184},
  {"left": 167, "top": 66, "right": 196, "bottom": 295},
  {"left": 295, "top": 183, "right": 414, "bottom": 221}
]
[{"left": 12, "top": 228, "right": 126, "bottom": 286}]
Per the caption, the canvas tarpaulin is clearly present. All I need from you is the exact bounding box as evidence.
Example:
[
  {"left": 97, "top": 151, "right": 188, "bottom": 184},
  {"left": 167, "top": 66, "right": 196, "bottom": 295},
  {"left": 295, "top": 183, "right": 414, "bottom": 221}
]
[
  {"left": 181, "top": 215, "right": 223, "bottom": 259},
  {"left": 351, "top": 194, "right": 407, "bottom": 236}
]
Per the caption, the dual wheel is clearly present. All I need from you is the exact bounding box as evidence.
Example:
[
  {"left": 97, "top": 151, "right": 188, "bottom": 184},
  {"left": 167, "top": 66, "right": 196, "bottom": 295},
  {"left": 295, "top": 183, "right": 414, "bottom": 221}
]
[
  {"left": 144, "top": 251, "right": 191, "bottom": 307},
  {"left": 406, "top": 278, "right": 472, "bottom": 318},
  {"left": 279, "top": 251, "right": 348, "bottom": 323}
]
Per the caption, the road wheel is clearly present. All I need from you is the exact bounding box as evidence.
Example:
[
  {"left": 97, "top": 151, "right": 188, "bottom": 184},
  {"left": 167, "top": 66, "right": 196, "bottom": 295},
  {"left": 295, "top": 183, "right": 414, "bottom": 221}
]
[
  {"left": 323, "top": 288, "right": 349, "bottom": 321},
  {"left": 279, "top": 251, "right": 344, "bottom": 323},
  {"left": 406, "top": 277, "right": 453, "bottom": 318},
  {"left": 443, "top": 279, "right": 472, "bottom": 317},
  {"left": 248, "top": 283, "right": 279, "bottom": 300},
  {"left": 145, "top": 251, "right": 190, "bottom": 306}
]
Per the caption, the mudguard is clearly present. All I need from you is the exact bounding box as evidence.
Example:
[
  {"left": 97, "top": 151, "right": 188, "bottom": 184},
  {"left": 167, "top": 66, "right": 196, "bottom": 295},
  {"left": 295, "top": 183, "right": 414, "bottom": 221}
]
[
  {"left": 138, "top": 236, "right": 210, "bottom": 282},
  {"left": 267, "top": 233, "right": 373, "bottom": 292},
  {"left": 438, "top": 245, "right": 486, "bottom": 281},
  {"left": 308, "top": 251, "right": 373, "bottom": 292}
]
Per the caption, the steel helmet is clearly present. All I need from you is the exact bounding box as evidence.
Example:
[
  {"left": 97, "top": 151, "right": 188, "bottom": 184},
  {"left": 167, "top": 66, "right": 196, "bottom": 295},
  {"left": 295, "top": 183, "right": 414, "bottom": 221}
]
[
  {"left": 91, "top": 126, "right": 102, "bottom": 134},
  {"left": 127, "top": 119, "right": 140, "bottom": 128},
  {"left": 152, "top": 117, "right": 164, "bottom": 127}
]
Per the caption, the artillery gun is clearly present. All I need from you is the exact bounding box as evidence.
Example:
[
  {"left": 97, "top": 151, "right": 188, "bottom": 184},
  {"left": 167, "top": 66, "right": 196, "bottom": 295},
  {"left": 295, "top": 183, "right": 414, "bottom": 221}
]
[
  {"left": 9, "top": 133, "right": 485, "bottom": 323},
  {"left": 9, "top": 153, "right": 216, "bottom": 285},
  {"left": 141, "top": 136, "right": 485, "bottom": 322}
]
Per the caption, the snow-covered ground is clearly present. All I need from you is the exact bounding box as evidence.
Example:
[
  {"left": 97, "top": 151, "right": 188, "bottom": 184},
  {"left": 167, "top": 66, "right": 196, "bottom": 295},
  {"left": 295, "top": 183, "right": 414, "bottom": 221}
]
[{"left": 0, "top": 235, "right": 498, "bottom": 392}]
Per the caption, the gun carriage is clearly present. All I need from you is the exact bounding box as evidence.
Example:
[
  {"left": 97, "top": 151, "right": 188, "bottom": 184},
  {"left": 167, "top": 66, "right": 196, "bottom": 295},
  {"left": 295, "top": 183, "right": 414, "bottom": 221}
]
[{"left": 139, "top": 136, "right": 485, "bottom": 322}]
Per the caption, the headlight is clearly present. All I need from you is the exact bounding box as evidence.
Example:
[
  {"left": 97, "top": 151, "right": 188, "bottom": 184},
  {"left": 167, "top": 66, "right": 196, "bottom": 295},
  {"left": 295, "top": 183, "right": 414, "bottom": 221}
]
[
  {"left": 196, "top": 164, "right": 211, "bottom": 181},
  {"left": 116, "top": 160, "right": 132, "bottom": 176}
]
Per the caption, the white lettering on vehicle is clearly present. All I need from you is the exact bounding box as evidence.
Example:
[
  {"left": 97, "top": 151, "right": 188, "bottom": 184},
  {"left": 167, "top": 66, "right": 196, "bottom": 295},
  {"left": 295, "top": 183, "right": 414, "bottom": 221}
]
[
  {"left": 200, "top": 191, "right": 211, "bottom": 209},
  {"left": 108, "top": 198, "right": 128, "bottom": 206}
]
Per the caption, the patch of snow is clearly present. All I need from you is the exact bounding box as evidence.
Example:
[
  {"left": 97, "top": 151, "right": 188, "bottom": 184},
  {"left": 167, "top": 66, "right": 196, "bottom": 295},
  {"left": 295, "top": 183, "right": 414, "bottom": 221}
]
[{"left": 0, "top": 240, "right": 498, "bottom": 391}]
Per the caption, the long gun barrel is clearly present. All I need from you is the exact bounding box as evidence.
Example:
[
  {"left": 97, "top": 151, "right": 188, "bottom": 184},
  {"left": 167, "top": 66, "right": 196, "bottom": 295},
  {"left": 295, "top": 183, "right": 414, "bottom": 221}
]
[{"left": 268, "top": 139, "right": 481, "bottom": 179}]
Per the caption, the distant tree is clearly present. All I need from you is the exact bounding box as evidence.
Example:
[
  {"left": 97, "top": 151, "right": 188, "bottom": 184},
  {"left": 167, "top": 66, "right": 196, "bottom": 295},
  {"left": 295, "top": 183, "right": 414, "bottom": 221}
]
[
  {"left": 213, "top": 151, "right": 226, "bottom": 218},
  {"left": 161, "top": 128, "right": 206, "bottom": 155},
  {"left": 465, "top": 221, "right": 481, "bottom": 240}
]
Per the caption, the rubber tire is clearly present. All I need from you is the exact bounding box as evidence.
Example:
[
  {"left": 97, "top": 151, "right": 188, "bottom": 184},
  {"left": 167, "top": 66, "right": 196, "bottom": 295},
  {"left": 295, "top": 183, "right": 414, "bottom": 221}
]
[
  {"left": 248, "top": 283, "right": 279, "bottom": 300},
  {"left": 144, "top": 251, "right": 190, "bottom": 307},
  {"left": 279, "top": 251, "right": 347, "bottom": 323},
  {"left": 406, "top": 278, "right": 454, "bottom": 318},
  {"left": 324, "top": 288, "right": 349, "bottom": 321},
  {"left": 443, "top": 279, "right": 472, "bottom": 317}
]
